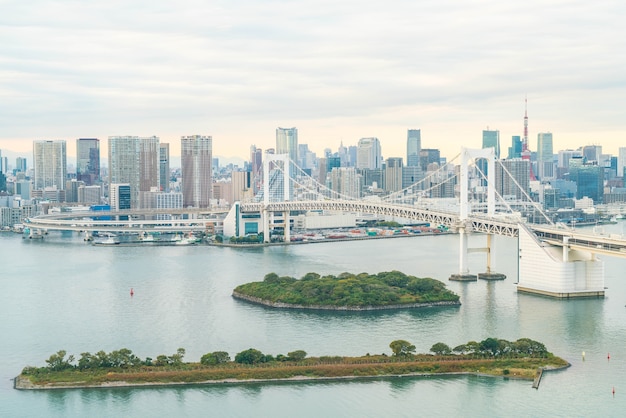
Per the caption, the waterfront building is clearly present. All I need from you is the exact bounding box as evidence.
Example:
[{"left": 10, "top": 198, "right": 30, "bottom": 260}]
[
  {"left": 356, "top": 137, "right": 382, "bottom": 170},
  {"left": 407, "top": 129, "right": 421, "bottom": 168},
  {"left": 33, "top": 140, "right": 67, "bottom": 192},
  {"left": 78, "top": 185, "right": 101, "bottom": 204},
  {"left": 385, "top": 157, "right": 403, "bottom": 193},
  {"left": 108, "top": 136, "right": 140, "bottom": 209},
  {"left": 159, "top": 143, "right": 170, "bottom": 192},
  {"left": 536, "top": 133, "right": 554, "bottom": 180},
  {"left": 276, "top": 127, "right": 298, "bottom": 164},
  {"left": 76, "top": 138, "right": 100, "bottom": 186},
  {"left": 139, "top": 136, "right": 160, "bottom": 197},
  {"left": 482, "top": 129, "right": 500, "bottom": 158},
  {"left": 181, "top": 135, "right": 213, "bottom": 208},
  {"left": 109, "top": 183, "right": 131, "bottom": 211}
]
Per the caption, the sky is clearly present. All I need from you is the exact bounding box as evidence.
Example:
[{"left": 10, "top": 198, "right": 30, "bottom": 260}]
[{"left": 1, "top": 0, "right": 625, "bottom": 164}]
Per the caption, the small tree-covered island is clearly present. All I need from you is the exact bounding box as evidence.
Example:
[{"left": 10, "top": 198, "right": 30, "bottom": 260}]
[
  {"left": 15, "top": 338, "right": 569, "bottom": 390},
  {"left": 232, "top": 271, "right": 461, "bottom": 310}
]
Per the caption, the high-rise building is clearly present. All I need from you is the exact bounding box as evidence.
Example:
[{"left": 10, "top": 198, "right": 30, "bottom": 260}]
[
  {"left": 159, "top": 143, "right": 170, "bottom": 192},
  {"left": 407, "top": 129, "right": 421, "bottom": 168},
  {"left": 139, "top": 136, "right": 160, "bottom": 195},
  {"left": 110, "top": 183, "right": 132, "bottom": 213},
  {"left": 181, "top": 135, "right": 213, "bottom": 208},
  {"left": 385, "top": 157, "right": 403, "bottom": 192},
  {"left": 569, "top": 157, "right": 604, "bottom": 203},
  {"left": 618, "top": 147, "right": 626, "bottom": 177},
  {"left": 536, "top": 133, "right": 554, "bottom": 180},
  {"left": 250, "top": 145, "right": 263, "bottom": 194},
  {"left": 420, "top": 149, "right": 440, "bottom": 171},
  {"left": 356, "top": 137, "right": 382, "bottom": 169},
  {"left": 0, "top": 150, "right": 7, "bottom": 174},
  {"left": 329, "top": 167, "right": 361, "bottom": 199},
  {"left": 76, "top": 138, "right": 100, "bottom": 186},
  {"left": 276, "top": 127, "right": 298, "bottom": 164},
  {"left": 482, "top": 129, "right": 500, "bottom": 158},
  {"left": 582, "top": 145, "right": 602, "bottom": 163},
  {"left": 33, "top": 140, "right": 67, "bottom": 191},
  {"left": 495, "top": 159, "right": 530, "bottom": 199},
  {"left": 108, "top": 136, "right": 140, "bottom": 209},
  {"left": 508, "top": 136, "right": 522, "bottom": 159},
  {"left": 15, "top": 157, "right": 27, "bottom": 173}
]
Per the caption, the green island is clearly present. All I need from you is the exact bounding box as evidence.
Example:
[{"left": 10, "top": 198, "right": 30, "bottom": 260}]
[
  {"left": 15, "top": 338, "right": 568, "bottom": 390},
  {"left": 232, "top": 270, "right": 461, "bottom": 310}
]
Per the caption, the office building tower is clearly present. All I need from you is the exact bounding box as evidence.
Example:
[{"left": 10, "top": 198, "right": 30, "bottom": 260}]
[
  {"left": 536, "top": 133, "right": 554, "bottom": 180},
  {"left": 108, "top": 136, "right": 141, "bottom": 209},
  {"left": 402, "top": 166, "right": 422, "bottom": 189},
  {"left": 618, "top": 148, "right": 626, "bottom": 177},
  {"left": 78, "top": 185, "right": 101, "bottom": 204},
  {"left": 33, "top": 140, "right": 67, "bottom": 191},
  {"left": 582, "top": 145, "right": 602, "bottom": 163},
  {"left": 385, "top": 157, "right": 403, "bottom": 192},
  {"left": 159, "top": 143, "right": 170, "bottom": 192},
  {"left": 139, "top": 136, "right": 160, "bottom": 195},
  {"left": 276, "top": 127, "right": 298, "bottom": 163},
  {"left": 16, "top": 157, "right": 27, "bottom": 173},
  {"left": 508, "top": 136, "right": 522, "bottom": 159},
  {"left": 356, "top": 137, "right": 382, "bottom": 169},
  {"left": 181, "top": 135, "right": 213, "bottom": 208},
  {"left": 495, "top": 159, "right": 530, "bottom": 200},
  {"left": 0, "top": 150, "right": 6, "bottom": 174},
  {"left": 250, "top": 145, "right": 263, "bottom": 194},
  {"left": 482, "top": 129, "right": 500, "bottom": 158},
  {"left": 420, "top": 149, "right": 440, "bottom": 171},
  {"left": 76, "top": 138, "right": 100, "bottom": 186},
  {"left": 329, "top": 167, "right": 361, "bottom": 199},
  {"left": 407, "top": 129, "right": 421, "bottom": 168},
  {"left": 569, "top": 157, "right": 604, "bottom": 203},
  {"left": 110, "top": 183, "right": 132, "bottom": 212},
  {"left": 557, "top": 149, "right": 582, "bottom": 179}
]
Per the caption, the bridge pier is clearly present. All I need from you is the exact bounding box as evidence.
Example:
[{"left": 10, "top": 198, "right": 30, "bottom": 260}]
[
  {"left": 517, "top": 224, "right": 605, "bottom": 298},
  {"left": 478, "top": 234, "right": 506, "bottom": 280},
  {"left": 449, "top": 227, "right": 477, "bottom": 281}
]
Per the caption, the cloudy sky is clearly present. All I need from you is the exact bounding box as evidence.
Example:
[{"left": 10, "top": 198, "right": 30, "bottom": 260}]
[{"left": 1, "top": 0, "right": 625, "bottom": 163}]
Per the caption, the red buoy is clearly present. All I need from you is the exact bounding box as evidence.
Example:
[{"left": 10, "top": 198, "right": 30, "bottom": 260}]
[
  {"left": 608, "top": 353, "right": 611, "bottom": 360},
  {"left": 612, "top": 387, "right": 615, "bottom": 396},
  {"left": 130, "top": 288, "right": 134, "bottom": 297}
]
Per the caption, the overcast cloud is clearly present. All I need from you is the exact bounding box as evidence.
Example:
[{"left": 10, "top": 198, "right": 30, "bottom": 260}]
[{"left": 1, "top": 0, "right": 625, "bottom": 161}]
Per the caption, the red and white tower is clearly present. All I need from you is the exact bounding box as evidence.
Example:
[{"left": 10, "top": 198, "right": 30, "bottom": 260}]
[{"left": 521, "top": 97, "right": 537, "bottom": 181}]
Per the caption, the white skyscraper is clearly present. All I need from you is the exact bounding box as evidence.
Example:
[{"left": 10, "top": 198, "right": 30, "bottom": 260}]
[
  {"left": 536, "top": 132, "right": 554, "bottom": 180},
  {"left": 356, "top": 137, "right": 382, "bottom": 169},
  {"left": 108, "top": 136, "right": 141, "bottom": 209},
  {"left": 618, "top": 147, "right": 626, "bottom": 177},
  {"left": 407, "top": 129, "right": 421, "bottom": 168},
  {"left": 33, "top": 140, "right": 67, "bottom": 191},
  {"left": 181, "top": 135, "right": 213, "bottom": 208},
  {"left": 276, "top": 127, "right": 298, "bottom": 164}
]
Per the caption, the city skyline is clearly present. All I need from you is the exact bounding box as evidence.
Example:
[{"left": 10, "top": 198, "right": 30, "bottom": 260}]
[{"left": 1, "top": 1, "right": 625, "bottom": 161}]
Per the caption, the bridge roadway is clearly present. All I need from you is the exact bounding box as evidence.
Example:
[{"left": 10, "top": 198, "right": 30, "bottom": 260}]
[
  {"left": 23, "top": 200, "right": 626, "bottom": 258},
  {"left": 24, "top": 208, "right": 228, "bottom": 234}
]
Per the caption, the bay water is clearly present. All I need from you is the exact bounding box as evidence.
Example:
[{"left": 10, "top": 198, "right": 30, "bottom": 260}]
[{"left": 1, "top": 226, "right": 625, "bottom": 417}]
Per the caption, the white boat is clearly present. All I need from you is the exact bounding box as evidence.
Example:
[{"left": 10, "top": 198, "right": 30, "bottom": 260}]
[
  {"left": 95, "top": 236, "right": 120, "bottom": 245},
  {"left": 173, "top": 234, "right": 198, "bottom": 245},
  {"left": 137, "top": 232, "right": 156, "bottom": 242}
]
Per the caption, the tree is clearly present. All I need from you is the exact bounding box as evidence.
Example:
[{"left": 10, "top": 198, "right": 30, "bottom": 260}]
[
  {"left": 234, "top": 348, "right": 265, "bottom": 364},
  {"left": 45, "top": 350, "right": 75, "bottom": 371},
  {"left": 430, "top": 342, "right": 452, "bottom": 355},
  {"left": 389, "top": 340, "right": 416, "bottom": 357},
  {"left": 201, "top": 351, "right": 231, "bottom": 366},
  {"left": 287, "top": 350, "right": 307, "bottom": 361},
  {"left": 168, "top": 348, "right": 186, "bottom": 366},
  {"left": 479, "top": 338, "right": 500, "bottom": 357}
]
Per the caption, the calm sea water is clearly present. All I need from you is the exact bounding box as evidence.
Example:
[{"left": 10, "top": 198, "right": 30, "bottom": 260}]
[{"left": 1, "top": 226, "right": 625, "bottom": 417}]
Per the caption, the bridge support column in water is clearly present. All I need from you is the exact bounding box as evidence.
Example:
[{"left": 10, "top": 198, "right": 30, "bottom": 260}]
[
  {"left": 517, "top": 224, "right": 605, "bottom": 298},
  {"left": 449, "top": 226, "right": 477, "bottom": 281}
]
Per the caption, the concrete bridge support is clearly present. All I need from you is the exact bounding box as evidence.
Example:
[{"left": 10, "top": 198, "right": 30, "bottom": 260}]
[
  {"left": 517, "top": 224, "right": 605, "bottom": 298},
  {"left": 450, "top": 147, "right": 505, "bottom": 281}
]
